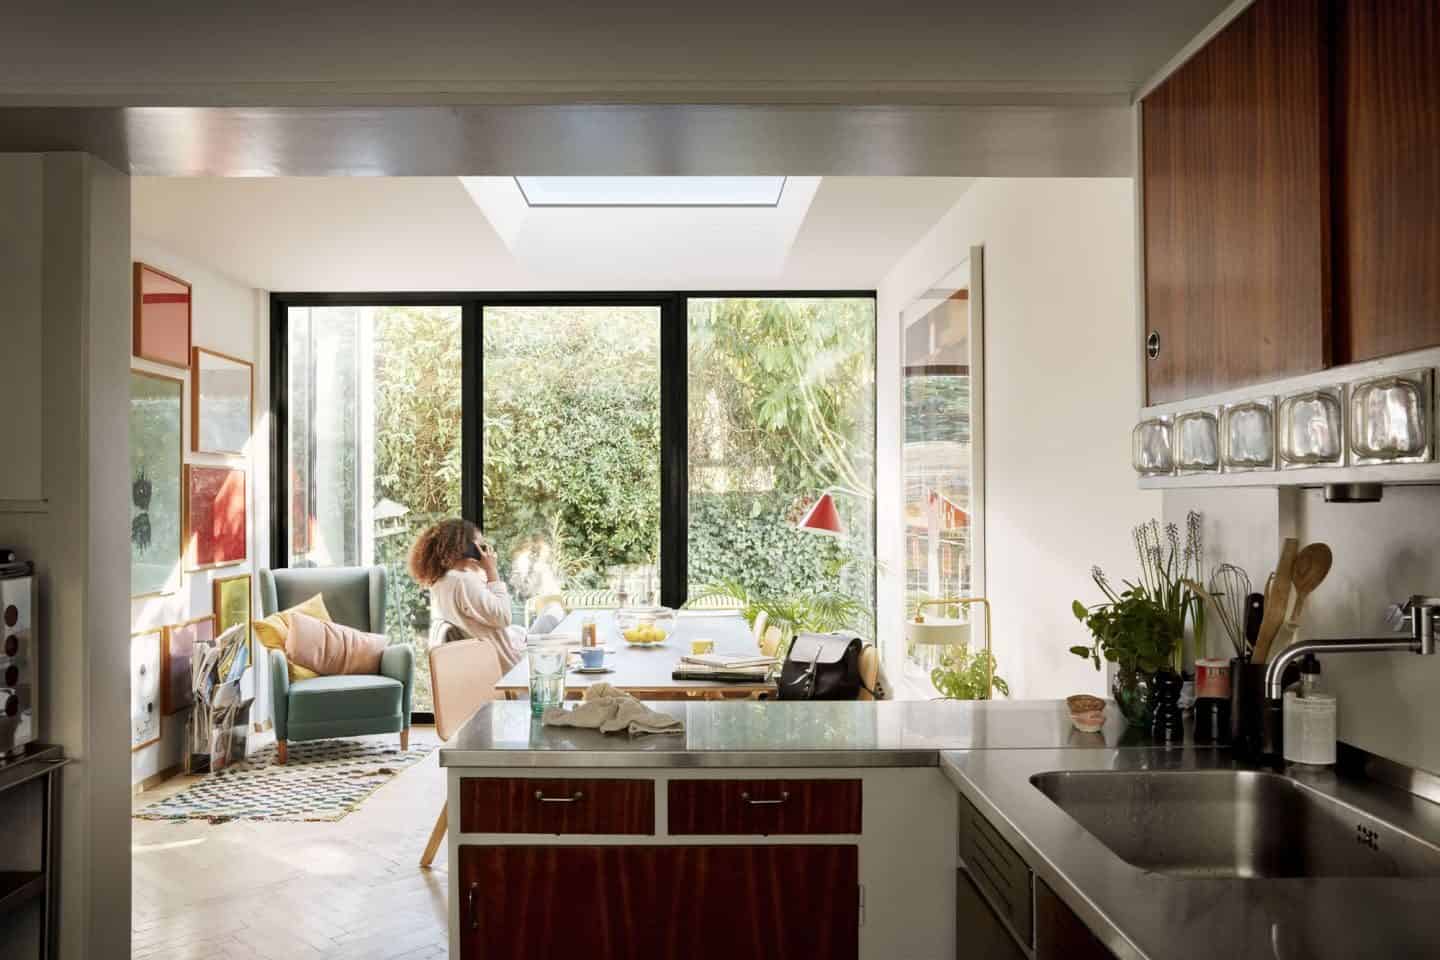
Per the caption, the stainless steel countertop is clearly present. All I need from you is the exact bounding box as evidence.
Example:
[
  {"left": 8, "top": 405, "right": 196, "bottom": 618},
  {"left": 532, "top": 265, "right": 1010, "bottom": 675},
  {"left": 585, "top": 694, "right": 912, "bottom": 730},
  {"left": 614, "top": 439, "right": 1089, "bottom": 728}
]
[
  {"left": 439, "top": 698, "right": 1134, "bottom": 768},
  {"left": 941, "top": 748, "right": 1440, "bottom": 960}
]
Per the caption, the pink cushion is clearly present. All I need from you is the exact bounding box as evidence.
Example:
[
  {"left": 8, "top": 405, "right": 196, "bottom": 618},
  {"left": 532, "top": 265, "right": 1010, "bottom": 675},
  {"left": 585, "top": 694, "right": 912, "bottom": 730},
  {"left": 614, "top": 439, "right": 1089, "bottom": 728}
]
[{"left": 286, "top": 612, "right": 388, "bottom": 677}]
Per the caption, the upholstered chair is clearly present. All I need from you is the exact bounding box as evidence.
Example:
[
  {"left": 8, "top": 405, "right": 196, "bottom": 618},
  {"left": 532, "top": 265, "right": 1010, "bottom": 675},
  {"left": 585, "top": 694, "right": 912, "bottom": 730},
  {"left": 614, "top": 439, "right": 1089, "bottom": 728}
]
[{"left": 259, "top": 566, "right": 414, "bottom": 764}]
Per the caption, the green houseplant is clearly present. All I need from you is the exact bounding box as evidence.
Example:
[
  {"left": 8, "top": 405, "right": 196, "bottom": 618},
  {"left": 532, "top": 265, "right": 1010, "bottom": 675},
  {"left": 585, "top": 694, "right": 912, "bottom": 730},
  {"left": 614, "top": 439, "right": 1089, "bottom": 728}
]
[
  {"left": 930, "top": 645, "right": 1009, "bottom": 701},
  {"left": 1070, "top": 512, "right": 1205, "bottom": 726}
]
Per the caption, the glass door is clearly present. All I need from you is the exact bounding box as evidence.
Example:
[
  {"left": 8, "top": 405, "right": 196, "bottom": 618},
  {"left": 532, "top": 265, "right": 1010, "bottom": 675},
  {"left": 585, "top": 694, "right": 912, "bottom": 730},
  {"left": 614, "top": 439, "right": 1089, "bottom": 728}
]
[
  {"left": 480, "top": 304, "right": 664, "bottom": 624},
  {"left": 285, "top": 304, "right": 464, "bottom": 713}
]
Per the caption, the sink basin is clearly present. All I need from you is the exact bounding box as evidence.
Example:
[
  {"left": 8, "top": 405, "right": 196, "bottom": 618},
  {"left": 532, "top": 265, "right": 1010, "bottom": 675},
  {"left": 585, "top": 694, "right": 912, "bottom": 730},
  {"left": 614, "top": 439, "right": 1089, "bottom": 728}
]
[{"left": 1030, "top": 770, "right": 1440, "bottom": 878}]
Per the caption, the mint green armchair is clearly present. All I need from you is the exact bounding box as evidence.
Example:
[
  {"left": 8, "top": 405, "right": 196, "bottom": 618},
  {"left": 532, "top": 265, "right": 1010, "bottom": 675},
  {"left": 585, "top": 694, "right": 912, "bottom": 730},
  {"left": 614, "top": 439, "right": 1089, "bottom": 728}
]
[{"left": 260, "top": 567, "right": 413, "bottom": 763}]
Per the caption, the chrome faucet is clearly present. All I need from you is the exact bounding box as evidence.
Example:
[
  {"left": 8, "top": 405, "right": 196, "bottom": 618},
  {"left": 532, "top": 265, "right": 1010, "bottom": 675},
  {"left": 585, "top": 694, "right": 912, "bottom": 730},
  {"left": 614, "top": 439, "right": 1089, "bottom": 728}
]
[{"left": 1264, "top": 596, "right": 1440, "bottom": 699}]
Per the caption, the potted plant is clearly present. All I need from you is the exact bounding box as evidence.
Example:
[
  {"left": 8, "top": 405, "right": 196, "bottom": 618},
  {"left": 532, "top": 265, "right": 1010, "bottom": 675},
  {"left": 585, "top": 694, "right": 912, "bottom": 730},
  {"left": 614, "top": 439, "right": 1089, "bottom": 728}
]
[
  {"left": 1070, "top": 512, "right": 1205, "bottom": 726},
  {"left": 930, "top": 645, "right": 1009, "bottom": 701}
]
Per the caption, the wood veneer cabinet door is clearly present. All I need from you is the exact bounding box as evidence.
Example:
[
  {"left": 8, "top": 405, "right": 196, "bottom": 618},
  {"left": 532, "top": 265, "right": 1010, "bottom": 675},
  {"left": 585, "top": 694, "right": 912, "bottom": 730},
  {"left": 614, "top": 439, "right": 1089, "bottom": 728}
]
[
  {"left": 1333, "top": 0, "right": 1440, "bottom": 363},
  {"left": 1141, "top": 0, "right": 1331, "bottom": 404},
  {"left": 458, "top": 844, "right": 859, "bottom": 960},
  {"left": 1034, "top": 879, "right": 1115, "bottom": 959}
]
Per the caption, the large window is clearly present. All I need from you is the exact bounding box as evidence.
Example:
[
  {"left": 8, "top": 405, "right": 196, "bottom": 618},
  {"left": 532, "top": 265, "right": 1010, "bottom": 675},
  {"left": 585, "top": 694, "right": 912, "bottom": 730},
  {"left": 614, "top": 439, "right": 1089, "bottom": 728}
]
[
  {"left": 687, "top": 297, "right": 876, "bottom": 632},
  {"left": 285, "top": 304, "right": 464, "bottom": 713},
  {"left": 481, "top": 305, "right": 663, "bottom": 619},
  {"left": 274, "top": 292, "right": 875, "bottom": 716}
]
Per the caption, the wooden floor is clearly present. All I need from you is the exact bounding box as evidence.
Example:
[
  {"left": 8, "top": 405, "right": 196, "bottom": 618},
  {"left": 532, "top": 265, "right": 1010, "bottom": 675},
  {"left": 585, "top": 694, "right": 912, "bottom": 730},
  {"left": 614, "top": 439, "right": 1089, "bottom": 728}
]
[{"left": 131, "top": 730, "right": 449, "bottom": 959}]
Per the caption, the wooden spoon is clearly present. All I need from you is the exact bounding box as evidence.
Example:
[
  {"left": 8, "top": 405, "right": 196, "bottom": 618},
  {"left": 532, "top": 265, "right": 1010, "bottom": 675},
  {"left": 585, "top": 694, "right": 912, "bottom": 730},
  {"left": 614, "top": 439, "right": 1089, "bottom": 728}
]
[
  {"left": 1287, "top": 542, "right": 1333, "bottom": 626},
  {"left": 1253, "top": 538, "right": 1298, "bottom": 664}
]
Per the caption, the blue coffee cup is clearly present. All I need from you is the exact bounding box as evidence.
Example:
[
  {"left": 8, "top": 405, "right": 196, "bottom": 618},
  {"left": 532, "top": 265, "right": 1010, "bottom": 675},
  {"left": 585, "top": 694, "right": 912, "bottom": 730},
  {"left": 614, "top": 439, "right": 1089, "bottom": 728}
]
[{"left": 579, "top": 646, "right": 606, "bottom": 669}]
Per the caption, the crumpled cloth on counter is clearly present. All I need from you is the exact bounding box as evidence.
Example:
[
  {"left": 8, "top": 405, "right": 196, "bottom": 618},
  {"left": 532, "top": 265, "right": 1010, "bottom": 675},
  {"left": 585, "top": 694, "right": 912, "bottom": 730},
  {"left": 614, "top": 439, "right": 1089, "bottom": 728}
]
[{"left": 541, "top": 682, "right": 684, "bottom": 736}]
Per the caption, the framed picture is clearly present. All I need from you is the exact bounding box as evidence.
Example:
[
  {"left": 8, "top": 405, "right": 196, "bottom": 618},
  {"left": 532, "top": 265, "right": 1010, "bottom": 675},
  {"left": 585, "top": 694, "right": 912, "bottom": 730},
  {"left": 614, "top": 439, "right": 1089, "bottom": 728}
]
[
  {"left": 131, "top": 629, "right": 163, "bottom": 751},
  {"left": 192, "top": 347, "right": 253, "bottom": 455},
  {"left": 132, "top": 262, "right": 192, "bottom": 369},
  {"left": 213, "top": 573, "right": 253, "bottom": 647},
  {"left": 162, "top": 615, "right": 214, "bottom": 715},
  {"left": 185, "top": 465, "right": 247, "bottom": 569},
  {"left": 130, "top": 370, "right": 184, "bottom": 598}
]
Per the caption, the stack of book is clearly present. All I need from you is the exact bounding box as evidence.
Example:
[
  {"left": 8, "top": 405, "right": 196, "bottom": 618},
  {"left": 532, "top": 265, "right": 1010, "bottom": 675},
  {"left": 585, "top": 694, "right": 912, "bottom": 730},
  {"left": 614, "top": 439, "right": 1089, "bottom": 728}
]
[{"left": 671, "top": 653, "right": 779, "bottom": 684}]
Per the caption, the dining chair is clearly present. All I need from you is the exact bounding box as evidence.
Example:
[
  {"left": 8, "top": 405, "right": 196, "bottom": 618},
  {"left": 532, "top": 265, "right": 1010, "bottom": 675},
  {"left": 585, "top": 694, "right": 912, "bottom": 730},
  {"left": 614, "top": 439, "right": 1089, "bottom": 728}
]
[
  {"left": 420, "top": 637, "right": 502, "bottom": 868},
  {"left": 523, "top": 592, "right": 565, "bottom": 628},
  {"left": 758, "top": 625, "right": 782, "bottom": 659},
  {"left": 858, "top": 644, "right": 883, "bottom": 700},
  {"left": 751, "top": 610, "right": 769, "bottom": 647}
]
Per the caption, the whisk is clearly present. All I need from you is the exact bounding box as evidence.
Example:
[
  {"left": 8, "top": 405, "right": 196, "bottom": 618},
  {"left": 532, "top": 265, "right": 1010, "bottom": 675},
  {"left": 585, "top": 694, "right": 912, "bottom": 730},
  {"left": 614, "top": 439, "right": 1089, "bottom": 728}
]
[{"left": 1207, "top": 563, "right": 1251, "bottom": 656}]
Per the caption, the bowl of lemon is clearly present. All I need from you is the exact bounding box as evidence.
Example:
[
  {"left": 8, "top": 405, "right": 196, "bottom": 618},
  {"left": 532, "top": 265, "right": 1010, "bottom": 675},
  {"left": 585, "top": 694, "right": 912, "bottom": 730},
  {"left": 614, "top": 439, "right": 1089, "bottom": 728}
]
[{"left": 616, "top": 606, "right": 675, "bottom": 646}]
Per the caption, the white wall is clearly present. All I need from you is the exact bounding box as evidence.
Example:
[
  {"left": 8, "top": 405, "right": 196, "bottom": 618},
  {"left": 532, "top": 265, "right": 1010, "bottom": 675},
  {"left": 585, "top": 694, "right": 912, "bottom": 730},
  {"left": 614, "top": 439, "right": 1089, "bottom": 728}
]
[
  {"left": 129, "top": 239, "right": 270, "bottom": 786},
  {"left": 878, "top": 179, "right": 1160, "bottom": 699},
  {"left": 1168, "top": 485, "right": 1440, "bottom": 776},
  {"left": 0, "top": 152, "right": 132, "bottom": 960}
]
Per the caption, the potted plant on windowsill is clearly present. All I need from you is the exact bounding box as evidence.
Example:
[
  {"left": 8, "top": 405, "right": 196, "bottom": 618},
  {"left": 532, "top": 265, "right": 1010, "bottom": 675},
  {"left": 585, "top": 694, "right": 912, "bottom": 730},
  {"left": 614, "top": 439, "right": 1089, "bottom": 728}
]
[{"left": 1069, "top": 512, "right": 1205, "bottom": 727}]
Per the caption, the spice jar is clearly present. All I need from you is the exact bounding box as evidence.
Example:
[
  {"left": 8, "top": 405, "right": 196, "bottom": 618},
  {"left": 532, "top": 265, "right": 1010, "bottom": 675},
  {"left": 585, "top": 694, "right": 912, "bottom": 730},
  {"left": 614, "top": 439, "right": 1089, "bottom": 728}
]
[{"left": 580, "top": 616, "right": 598, "bottom": 648}]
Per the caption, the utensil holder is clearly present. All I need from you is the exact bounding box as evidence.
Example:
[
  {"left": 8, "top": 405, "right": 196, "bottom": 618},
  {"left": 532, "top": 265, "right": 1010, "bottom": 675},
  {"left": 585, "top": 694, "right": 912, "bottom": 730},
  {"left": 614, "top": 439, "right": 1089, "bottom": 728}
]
[
  {"left": 1231, "top": 655, "right": 1299, "bottom": 758},
  {"left": 1229, "top": 656, "right": 1268, "bottom": 756}
]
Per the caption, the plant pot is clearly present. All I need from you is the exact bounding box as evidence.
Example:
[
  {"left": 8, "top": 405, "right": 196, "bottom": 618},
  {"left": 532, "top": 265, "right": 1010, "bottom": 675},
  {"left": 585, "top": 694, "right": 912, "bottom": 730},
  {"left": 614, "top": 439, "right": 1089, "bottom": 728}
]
[{"left": 1112, "top": 668, "right": 1153, "bottom": 728}]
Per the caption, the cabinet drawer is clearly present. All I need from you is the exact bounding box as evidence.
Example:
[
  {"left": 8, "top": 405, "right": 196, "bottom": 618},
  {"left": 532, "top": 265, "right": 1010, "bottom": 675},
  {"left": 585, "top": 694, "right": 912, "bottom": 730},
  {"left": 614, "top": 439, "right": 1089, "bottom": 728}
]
[
  {"left": 668, "top": 779, "right": 861, "bottom": 835},
  {"left": 957, "top": 790, "right": 1032, "bottom": 947},
  {"left": 459, "top": 778, "right": 654, "bottom": 835}
]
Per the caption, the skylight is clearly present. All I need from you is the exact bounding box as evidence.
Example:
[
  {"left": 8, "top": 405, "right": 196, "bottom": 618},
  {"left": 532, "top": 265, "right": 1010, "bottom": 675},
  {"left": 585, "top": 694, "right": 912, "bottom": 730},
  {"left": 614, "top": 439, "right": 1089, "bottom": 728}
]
[{"left": 513, "top": 176, "right": 787, "bottom": 208}]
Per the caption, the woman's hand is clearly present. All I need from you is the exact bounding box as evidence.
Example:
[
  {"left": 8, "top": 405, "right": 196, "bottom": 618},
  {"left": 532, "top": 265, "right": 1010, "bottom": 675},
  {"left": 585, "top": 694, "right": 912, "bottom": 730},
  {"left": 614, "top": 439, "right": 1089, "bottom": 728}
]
[{"left": 479, "top": 544, "right": 500, "bottom": 583}]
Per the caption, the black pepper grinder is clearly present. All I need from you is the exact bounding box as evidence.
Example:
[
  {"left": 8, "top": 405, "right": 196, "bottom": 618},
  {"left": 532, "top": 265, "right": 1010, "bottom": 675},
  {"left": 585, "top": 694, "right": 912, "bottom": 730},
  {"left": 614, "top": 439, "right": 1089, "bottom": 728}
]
[{"left": 1150, "top": 669, "right": 1185, "bottom": 744}]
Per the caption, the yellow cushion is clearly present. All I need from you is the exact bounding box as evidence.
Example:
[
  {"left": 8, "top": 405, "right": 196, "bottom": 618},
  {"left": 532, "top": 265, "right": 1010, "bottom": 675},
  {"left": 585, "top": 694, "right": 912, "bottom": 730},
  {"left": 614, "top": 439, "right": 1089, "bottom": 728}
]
[{"left": 253, "top": 593, "right": 333, "bottom": 683}]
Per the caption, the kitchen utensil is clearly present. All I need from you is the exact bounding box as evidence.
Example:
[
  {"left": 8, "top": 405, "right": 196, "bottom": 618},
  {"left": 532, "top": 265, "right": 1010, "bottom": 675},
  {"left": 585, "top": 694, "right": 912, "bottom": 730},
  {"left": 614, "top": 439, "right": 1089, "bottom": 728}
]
[
  {"left": 1253, "top": 538, "right": 1299, "bottom": 663},
  {"left": 1207, "top": 563, "right": 1251, "bottom": 655},
  {"left": 1288, "top": 543, "right": 1333, "bottom": 625},
  {"left": 1243, "top": 593, "right": 1265, "bottom": 653}
]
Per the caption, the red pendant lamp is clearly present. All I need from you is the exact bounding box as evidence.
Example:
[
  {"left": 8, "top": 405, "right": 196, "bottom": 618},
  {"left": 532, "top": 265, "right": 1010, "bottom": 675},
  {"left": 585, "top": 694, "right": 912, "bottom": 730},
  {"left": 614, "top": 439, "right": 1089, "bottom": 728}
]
[{"left": 797, "top": 492, "right": 844, "bottom": 536}]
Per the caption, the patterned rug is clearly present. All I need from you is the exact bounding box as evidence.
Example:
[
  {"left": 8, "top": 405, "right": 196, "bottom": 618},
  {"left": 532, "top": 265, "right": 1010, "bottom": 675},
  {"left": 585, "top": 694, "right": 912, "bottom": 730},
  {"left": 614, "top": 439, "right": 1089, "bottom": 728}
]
[{"left": 134, "top": 733, "right": 439, "bottom": 824}]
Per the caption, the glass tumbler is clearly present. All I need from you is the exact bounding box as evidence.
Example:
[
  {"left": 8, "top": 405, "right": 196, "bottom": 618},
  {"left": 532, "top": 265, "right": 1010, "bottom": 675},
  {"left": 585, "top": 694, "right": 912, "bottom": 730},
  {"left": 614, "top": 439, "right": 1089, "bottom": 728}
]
[{"left": 527, "top": 641, "right": 568, "bottom": 716}]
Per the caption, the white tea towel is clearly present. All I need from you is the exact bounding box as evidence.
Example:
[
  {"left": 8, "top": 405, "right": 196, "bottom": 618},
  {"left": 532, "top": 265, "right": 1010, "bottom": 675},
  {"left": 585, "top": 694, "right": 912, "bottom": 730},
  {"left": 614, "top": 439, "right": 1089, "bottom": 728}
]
[{"left": 541, "top": 683, "right": 684, "bottom": 736}]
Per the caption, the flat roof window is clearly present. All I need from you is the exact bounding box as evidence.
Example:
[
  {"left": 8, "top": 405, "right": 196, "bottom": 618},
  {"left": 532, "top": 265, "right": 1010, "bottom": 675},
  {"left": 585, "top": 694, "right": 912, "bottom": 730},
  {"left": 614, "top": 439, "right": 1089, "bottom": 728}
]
[{"left": 513, "top": 176, "right": 787, "bottom": 207}]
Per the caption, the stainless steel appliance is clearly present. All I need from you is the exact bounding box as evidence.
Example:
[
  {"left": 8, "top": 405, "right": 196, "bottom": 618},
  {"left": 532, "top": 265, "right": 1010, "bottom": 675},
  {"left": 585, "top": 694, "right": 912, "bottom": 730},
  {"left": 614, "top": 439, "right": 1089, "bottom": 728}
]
[{"left": 0, "top": 569, "right": 37, "bottom": 760}]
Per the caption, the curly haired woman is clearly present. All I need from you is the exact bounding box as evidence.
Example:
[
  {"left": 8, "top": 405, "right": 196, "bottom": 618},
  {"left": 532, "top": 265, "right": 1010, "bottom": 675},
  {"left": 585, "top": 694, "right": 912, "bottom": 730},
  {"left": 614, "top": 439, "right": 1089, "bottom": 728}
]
[{"left": 408, "top": 518, "right": 525, "bottom": 671}]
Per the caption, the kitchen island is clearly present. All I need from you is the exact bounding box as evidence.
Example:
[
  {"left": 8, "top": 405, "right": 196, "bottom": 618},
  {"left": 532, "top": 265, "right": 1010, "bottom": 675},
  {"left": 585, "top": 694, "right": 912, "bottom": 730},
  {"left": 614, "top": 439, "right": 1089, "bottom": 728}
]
[{"left": 439, "top": 699, "right": 1440, "bottom": 960}]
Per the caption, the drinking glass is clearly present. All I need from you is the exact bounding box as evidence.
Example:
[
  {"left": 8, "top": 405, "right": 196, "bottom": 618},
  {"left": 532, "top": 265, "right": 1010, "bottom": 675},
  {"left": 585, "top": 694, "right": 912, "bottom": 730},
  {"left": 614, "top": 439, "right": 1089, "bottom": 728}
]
[{"left": 527, "top": 641, "right": 568, "bottom": 716}]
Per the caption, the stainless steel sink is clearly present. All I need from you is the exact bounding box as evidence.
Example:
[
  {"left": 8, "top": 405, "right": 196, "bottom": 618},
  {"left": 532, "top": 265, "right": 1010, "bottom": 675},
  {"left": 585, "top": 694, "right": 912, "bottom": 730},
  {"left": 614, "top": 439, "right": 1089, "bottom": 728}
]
[{"left": 1030, "top": 769, "right": 1440, "bottom": 878}]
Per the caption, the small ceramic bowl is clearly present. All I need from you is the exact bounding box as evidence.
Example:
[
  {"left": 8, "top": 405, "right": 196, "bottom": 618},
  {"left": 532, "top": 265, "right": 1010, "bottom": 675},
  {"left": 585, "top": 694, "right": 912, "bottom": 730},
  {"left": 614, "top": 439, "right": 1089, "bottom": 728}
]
[{"left": 1066, "top": 694, "right": 1107, "bottom": 733}]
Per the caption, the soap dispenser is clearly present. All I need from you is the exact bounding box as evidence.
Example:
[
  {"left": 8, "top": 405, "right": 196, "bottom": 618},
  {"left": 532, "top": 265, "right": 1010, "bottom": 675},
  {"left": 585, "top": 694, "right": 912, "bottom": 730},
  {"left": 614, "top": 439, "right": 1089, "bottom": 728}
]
[{"left": 1283, "top": 655, "right": 1336, "bottom": 765}]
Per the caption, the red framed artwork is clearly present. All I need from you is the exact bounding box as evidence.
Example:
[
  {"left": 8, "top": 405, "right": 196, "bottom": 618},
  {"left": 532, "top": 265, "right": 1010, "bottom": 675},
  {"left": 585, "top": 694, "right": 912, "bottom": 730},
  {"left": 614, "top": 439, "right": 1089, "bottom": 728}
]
[
  {"left": 132, "top": 262, "right": 192, "bottom": 368},
  {"left": 184, "top": 464, "right": 247, "bottom": 570}
]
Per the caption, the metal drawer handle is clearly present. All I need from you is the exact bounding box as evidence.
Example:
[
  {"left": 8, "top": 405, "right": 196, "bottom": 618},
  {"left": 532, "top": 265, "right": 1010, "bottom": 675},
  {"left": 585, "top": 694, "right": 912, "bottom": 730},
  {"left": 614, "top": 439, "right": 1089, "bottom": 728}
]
[
  {"left": 534, "top": 790, "right": 584, "bottom": 803},
  {"left": 740, "top": 790, "right": 790, "bottom": 806},
  {"left": 467, "top": 883, "right": 479, "bottom": 930}
]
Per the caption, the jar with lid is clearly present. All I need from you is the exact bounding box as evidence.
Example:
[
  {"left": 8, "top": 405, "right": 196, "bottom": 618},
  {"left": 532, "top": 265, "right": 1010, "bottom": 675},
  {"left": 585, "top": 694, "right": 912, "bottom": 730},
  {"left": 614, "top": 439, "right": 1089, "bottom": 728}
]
[{"left": 580, "top": 616, "right": 598, "bottom": 648}]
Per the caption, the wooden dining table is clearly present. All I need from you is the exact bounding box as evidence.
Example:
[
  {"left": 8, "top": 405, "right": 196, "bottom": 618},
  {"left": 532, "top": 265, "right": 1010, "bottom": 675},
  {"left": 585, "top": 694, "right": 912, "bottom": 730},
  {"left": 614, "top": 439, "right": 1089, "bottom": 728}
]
[{"left": 494, "top": 610, "right": 777, "bottom": 700}]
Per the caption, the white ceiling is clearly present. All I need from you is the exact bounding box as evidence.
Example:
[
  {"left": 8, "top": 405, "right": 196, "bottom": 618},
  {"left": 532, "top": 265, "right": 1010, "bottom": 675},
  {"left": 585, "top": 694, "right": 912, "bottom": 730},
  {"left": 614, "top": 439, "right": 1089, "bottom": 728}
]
[
  {"left": 131, "top": 176, "right": 976, "bottom": 291},
  {"left": 4, "top": 0, "right": 1230, "bottom": 105}
]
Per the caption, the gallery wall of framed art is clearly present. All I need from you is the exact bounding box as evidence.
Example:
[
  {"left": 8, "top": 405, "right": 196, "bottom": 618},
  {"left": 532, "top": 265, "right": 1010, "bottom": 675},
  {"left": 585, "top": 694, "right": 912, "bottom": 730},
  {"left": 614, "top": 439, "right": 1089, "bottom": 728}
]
[{"left": 128, "top": 248, "right": 262, "bottom": 790}]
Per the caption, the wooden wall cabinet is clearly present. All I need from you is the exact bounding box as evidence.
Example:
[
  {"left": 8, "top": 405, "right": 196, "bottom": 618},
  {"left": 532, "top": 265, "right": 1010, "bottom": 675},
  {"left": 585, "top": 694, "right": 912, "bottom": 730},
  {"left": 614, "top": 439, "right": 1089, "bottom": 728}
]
[
  {"left": 1142, "top": 0, "right": 1331, "bottom": 405},
  {"left": 457, "top": 844, "right": 859, "bottom": 960},
  {"left": 1142, "top": 0, "right": 1440, "bottom": 403},
  {"left": 1332, "top": 0, "right": 1440, "bottom": 364}
]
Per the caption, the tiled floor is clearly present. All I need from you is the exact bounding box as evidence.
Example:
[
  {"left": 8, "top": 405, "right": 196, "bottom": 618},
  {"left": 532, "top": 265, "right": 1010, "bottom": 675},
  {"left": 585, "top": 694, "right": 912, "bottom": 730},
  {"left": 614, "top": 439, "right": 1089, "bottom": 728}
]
[{"left": 131, "top": 730, "right": 449, "bottom": 959}]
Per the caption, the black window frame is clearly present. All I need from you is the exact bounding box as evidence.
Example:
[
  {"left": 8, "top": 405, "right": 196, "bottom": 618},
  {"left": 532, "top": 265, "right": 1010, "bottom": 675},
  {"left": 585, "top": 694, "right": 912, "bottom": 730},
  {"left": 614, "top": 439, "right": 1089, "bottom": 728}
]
[{"left": 269, "top": 289, "right": 877, "bottom": 629}]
